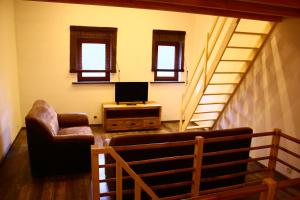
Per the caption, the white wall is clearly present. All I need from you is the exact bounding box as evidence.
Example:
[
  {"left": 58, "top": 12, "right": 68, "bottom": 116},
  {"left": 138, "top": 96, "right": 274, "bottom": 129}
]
[
  {"left": 215, "top": 18, "right": 300, "bottom": 178},
  {"left": 15, "top": 0, "right": 214, "bottom": 124},
  {"left": 0, "top": 0, "right": 22, "bottom": 160}
]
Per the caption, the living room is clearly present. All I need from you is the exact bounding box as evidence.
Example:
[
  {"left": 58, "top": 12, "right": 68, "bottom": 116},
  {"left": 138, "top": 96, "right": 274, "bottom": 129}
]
[{"left": 1, "top": 0, "right": 300, "bottom": 199}]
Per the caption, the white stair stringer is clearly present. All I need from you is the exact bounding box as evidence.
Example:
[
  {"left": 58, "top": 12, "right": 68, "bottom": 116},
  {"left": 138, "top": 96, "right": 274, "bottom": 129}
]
[{"left": 181, "top": 18, "right": 275, "bottom": 131}]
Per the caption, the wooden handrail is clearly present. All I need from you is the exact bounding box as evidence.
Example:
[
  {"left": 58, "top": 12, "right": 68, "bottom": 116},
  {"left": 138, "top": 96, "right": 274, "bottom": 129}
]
[
  {"left": 276, "top": 158, "right": 300, "bottom": 174},
  {"left": 207, "top": 18, "right": 227, "bottom": 58},
  {"left": 112, "top": 140, "right": 195, "bottom": 151},
  {"left": 203, "top": 144, "right": 272, "bottom": 157},
  {"left": 186, "top": 17, "right": 219, "bottom": 90},
  {"left": 100, "top": 168, "right": 191, "bottom": 183},
  {"left": 191, "top": 183, "right": 268, "bottom": 200},
  {"left": 201, "top": 156, "right": 270, "bottom": 170},
  {"left": 278, "top": 146, "right": 300, "bottom": 159},
  {"left": 201, "top": 168, "right": 269, "bottom": 183},
  {"left": 277, "top": 178, "right": 300, "bottom": 189},
  {"left": 99, "top": 154, "right": 194, "bottom": 169},
  {"left": 161, "top": 193, "right": 192, "bottom": 200},
  {"left": 198, "top": 180, "right": 262, "bottom": 196},
  {"left": 204, "top": 131, "right": 274, "bottom": 143},
  {"left": 279, "top": 132, "right": 300, "bottom": 144}
]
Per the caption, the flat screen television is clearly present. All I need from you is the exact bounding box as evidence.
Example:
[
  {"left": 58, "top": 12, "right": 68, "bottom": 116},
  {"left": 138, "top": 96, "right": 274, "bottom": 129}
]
[{"left": 115, "top": 82, "right": 148, "bottom": 104}]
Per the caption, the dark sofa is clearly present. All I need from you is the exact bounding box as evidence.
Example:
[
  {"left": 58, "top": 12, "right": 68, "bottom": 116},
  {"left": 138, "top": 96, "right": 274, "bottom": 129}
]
[
  {"left": 25, "top": 100, "right": 95, "bottom": 176},
  {"left": 105, "top": 127, "right": 253, "bottom": 198}
]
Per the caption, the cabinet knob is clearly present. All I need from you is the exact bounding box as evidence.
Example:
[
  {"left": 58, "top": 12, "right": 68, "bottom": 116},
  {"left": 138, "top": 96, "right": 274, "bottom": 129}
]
[{"left": 112, "top": 124, "right": 117, "bottom": 126}]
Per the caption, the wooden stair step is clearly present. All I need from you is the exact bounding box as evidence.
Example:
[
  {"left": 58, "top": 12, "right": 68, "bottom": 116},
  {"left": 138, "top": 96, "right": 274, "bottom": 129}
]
[
  {"left": 227, "top": 46, "right": 259, "bottom": 50},
  {"left": 199, "top": 102, "right": 226, "bottom": 105},
  {"left": 204, "top": 92, "right": 232, "bottom": 95},
  {"left": 191, "top": 118, "right": 216, "bottom": 122},
  {"left": 187, "top": 125, "right": 212, "bottom": 130},
  {"left": 194, "top": 111, "right": 221, "bottom": 114},
  {"left": 208, "top": 83, "right": 238, "bottom": 85},
  {"left": 214, "top": 71, "right": 245, "bottom": 74},
  {"left": 234, "top": 31, "right": 268, "bottom": 36},
  {"left": 220, "top": 59, "right": 252, "bottom": 62}
]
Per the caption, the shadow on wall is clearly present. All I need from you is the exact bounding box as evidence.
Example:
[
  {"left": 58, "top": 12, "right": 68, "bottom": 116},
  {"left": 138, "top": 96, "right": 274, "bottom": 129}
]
[
  {"left": 217, "top": 18, "right": 300, "bottom": 135},
  {"left": 0, "top": 110, "right": 13, "bottom": 161},
  {"left": 215, "top": 18, "right": 300, "bottom": 178}
]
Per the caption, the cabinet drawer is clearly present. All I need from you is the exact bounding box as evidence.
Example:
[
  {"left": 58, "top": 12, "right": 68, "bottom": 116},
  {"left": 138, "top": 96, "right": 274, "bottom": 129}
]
[
  {"left": 124, "top": 119, "right": 143, "bottom": 129},
  {"left": 143, "top": 119, "right": 160, "bottom": 128},
  {"left": 106, "top": 120, "right": 126, "bottom": 131}
]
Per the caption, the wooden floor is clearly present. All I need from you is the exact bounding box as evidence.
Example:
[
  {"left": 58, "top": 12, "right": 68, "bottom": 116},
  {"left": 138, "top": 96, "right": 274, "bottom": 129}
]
[{"left": 0, "top": 122, "right": 299, "bottom": 200}]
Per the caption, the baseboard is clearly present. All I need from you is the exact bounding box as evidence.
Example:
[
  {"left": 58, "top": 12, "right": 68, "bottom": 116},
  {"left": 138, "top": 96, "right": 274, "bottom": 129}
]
[
  {"left": 0, "top": 127, "right": 24, "bottom": 167},
  {"left": 162, "top": 120, "right": 180, "bottom": 123}
]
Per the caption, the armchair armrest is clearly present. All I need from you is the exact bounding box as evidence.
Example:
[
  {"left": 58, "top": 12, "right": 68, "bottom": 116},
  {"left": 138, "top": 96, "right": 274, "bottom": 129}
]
[
  {"left": 57, "top": 113, "right": 89, "bottom": 127},
  {"left": 53, "top": 134, "right": 94, "bottom": 143}
]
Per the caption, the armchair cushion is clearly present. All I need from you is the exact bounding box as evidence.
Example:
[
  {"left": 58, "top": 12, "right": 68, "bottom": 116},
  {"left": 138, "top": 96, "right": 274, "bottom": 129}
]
[{"left": 56, "top": 127, "right": 94, "bottom": 142}]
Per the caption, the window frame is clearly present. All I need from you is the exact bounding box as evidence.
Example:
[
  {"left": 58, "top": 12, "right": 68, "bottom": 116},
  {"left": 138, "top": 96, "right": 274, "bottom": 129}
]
[
  {"left": 152, "top": 30, "right": 185, "bottom": 82},
  {"left": 70, "top": 26, "right": 117, "bottom": 82},
  {"left": 154, "top": 41, "right": 180, "bottom": 81},
  {"left": 77, "top": 38, "right": 110, "bottom": 82}
]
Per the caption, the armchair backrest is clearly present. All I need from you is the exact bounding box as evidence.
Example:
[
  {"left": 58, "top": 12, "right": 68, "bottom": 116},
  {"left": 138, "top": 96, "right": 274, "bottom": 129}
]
[{"left": 25, "top": 100, "right": 59, "bottom": 143}]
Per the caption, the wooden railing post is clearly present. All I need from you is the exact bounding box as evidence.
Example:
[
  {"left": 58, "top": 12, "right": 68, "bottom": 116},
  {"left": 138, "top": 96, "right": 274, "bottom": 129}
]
[
  {"left": 116, "top": 162, "right": 123, "bottom": 200},
  {"left": 267, "top": 129, "right": 281, "bottom": 178},
  {"left": 134, "top": 181, "right": 141, "bottom": 200},
  {"left": 259, "top": 178, "right": 277, "bottom": 200},
  {"left": 191, "top": 136, "right": 204, "bottom": 196},
  {"left": 91, "top": 145, "right": 100, "bottom": 200}
]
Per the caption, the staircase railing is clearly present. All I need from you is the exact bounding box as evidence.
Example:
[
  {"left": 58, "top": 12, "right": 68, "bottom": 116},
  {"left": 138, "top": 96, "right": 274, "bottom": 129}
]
[
  {"left": 91, "top": 146, "right": 160, "bottom": 200},
  {"left": 180, "top": 17, "right": 239, "bottom": 132},
  {"left": 91, "top": 129, "right": 300, "bottom": 199}
]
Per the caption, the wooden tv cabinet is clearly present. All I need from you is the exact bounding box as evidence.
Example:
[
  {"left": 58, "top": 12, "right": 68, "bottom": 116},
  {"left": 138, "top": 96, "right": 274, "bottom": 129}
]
[{"left": 102, "top": 102, "right": 161, "bottom": 132}]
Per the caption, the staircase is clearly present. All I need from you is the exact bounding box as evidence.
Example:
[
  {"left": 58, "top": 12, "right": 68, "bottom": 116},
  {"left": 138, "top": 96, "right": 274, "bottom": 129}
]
[{"left": 180, "top": 17, "right": 275, "bottom": 132}]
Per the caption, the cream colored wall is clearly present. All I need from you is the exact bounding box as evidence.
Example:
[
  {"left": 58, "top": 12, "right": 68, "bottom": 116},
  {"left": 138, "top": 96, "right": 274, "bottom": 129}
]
[
  {"left": 0, "top": 0, "right": 22, "bottom": 160},
  {"left": 15, "top": 0, "right": 215, "bottom": 124},
  {"left": 215, "top": 18, "right": 300, "bottom": 178}
]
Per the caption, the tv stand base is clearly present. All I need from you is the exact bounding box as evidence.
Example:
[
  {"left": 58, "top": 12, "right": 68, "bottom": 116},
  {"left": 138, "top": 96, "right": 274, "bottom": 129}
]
[{"left": 102, "top": 102, "right": 161, "bottom": 132}]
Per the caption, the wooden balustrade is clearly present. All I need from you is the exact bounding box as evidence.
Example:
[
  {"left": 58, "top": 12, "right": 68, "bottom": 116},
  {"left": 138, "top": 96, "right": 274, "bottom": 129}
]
[
  {"left": 180, "top": 17, "right": 240, "bottom": 132},
  {"left": 180, "top": 17, "right": 230, "bottom": 131},
  {"left": 91, "top": 129, "right": 300, "bottom": 200}
]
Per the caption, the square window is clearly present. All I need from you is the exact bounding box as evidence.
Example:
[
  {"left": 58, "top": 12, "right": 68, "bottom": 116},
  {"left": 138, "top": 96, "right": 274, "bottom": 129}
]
[
  {"left": 70, "top": 26, "right": 117, "bottom": 82},
  {"left": 152, "top": 30, "right": 185, "bottom": 81}
]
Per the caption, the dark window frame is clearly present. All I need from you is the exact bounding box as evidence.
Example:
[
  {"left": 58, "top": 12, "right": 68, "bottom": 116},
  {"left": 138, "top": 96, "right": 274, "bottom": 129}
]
[
  {"left": 77, "top": 38, "right": 110, "bottom": 82},
  {"left": 154, "top": 41, "right": 179, "bottom": 81},
  {"left": 70, "top": 26, "right": 117, "bottom": 82},
  {"left": 152, "top": 30, "right": 185, "bottom": 82}
]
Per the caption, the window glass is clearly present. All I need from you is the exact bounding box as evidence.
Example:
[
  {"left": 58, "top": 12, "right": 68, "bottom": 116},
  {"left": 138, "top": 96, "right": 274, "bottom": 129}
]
[
  {"left": 82, "top": 43, "right": 106, "bottom": 77},
  {"left": 157, "top": 45, "right": 175, "bottom": 70}
]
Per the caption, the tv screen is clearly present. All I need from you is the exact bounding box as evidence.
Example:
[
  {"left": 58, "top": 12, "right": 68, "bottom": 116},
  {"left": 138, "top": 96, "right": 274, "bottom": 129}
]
[{"left": 115, "top": 82, "right": 148, "bottom": 103}]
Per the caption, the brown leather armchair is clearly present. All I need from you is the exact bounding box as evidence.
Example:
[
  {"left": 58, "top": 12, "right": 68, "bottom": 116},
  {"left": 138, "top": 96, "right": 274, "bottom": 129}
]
[{"left": 25, "top": 100, "right": 94, "bottom": 177}]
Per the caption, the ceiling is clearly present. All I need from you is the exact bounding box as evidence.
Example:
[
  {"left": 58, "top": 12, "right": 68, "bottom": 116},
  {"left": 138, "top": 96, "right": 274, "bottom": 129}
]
[{"left": 31, "top": 0, "right": 300, "bottom": 21}]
